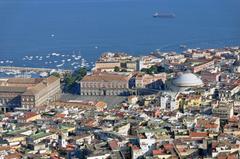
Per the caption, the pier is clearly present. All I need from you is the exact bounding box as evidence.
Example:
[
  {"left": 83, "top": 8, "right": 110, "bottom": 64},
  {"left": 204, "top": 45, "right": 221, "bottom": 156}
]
[{"left": 0, "top": 66, "right": 72, "bottom": 74}]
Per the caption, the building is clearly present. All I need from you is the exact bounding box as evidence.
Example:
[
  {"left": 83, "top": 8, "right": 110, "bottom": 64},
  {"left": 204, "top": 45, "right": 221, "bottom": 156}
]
[
  {"left": 80, "top": 72, "right": 135, "bottom": 96},
  {"left": 160, "top": 92, "right": 179, "bottom": 111},
  {"left": 135, "top": 73, "right": 166, "bottom": 90},
  {"left": 177, "top": 93, "right": 202, "bottom": 111},
  {"left": 167, "top": 72, "right": 204, "bottom": 92},
  {"left": 212, "top": 102, "right": 234, "bottom": 120},
  {"left": 18, "top": 112, "right": 41, "bottom": 123},
  {"left": 0, "top": 76, "right": 61, "bottom": 112},
  {"left": 191, "top": 59, "right": 215, "bottom": 73},
  {"left": 218, "top": 80, "right": 240, "bottom": 101},
  {"left": 232, "top": 60, "right": 240, "bottom": 73},
  {"left": 201, "top": 71, "right": 221, "bottom": 84},
  {"left": 94, "top": 52, "right": 140, "bottom": 72},
  {"left": 173, "top": 73, "right": 203, "bottom": 87}
]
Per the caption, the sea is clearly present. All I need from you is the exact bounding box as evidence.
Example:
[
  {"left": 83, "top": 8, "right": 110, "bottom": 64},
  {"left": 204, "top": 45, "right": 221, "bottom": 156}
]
[{"left": 0, "top": 0, "right": 240, "bottom": 70}]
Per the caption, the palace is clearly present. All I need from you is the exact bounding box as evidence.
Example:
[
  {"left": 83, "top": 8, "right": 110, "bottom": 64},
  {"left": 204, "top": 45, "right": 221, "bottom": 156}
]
[
  {"left": 0, "top": 76, "right": 61, "bottom": 112},
  {"left": 80, "top": 72, "right": 135, "bottom": 96}
]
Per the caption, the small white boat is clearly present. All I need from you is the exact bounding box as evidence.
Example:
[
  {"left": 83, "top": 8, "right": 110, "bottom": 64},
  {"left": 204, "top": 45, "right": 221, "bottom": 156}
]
[
  {"left": 40, "top": 72, "right": 49, "bottom": 77},
  {"left": 56, "top": 63, "right": 64, "bottom": 67},
  {"left": 71, "top": 62, "right": 77, "bottom": 66},
  {"left": 52, "top": 53, "right": 60, "bottom": 56}
]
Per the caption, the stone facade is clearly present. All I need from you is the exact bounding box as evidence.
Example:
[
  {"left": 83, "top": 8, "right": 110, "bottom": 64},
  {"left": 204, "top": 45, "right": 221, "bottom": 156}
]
[
  {"left": 0, "top": 76, "right": 61, "bottom": 112},
  {"left": 135, "top": 73, "right": 166, "bottom": 90},
  {"left": 80, "top": 72, "right": 135, "bottom": 96}
]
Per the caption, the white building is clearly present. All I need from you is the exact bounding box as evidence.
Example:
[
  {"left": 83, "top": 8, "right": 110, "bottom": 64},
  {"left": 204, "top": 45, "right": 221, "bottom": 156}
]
[
  {"left": 160, "top": 92, "right": 179, "bottom": 111},
  {"left": 167, "top": 72, "right": 204, "bottom": 92}
]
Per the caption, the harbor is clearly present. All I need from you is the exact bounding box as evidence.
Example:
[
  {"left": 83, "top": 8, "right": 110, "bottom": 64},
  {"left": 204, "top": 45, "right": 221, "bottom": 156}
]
[{"left": 0, "top": 66, "right": 71, "bottom": 78}]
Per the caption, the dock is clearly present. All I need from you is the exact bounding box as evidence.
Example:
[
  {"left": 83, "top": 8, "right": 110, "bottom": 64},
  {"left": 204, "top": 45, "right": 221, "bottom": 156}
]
[{"left": 0, "top": 66, "right": 72, "bottom": 74}]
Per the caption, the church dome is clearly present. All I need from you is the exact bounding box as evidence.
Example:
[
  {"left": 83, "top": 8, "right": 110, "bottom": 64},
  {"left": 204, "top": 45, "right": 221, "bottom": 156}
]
[{"left": 173, "top": 73, "right": 203, "bottom": 87}]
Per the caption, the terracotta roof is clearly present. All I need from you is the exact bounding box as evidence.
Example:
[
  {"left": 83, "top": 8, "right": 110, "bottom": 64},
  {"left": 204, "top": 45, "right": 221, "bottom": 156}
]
[
  {"left": 7, "top": 78, "right": 42, "bottom": 84},
  {"left": 177, "top": 147, "right": 187, "bottom": 153},
  {"left": 163, "top": 144, "right": 174, "bottom": 150},
  {"left": 0, "top": 86, "right": 27, "bottom": 93},
  {"left": 0, "top": 76, "right": 59, "bottom": 95},
  {"left": 108, "top": 140, "right": 119, "bottom": 150},
  {"left": 23, "top": 76, "right": 59, "bottom": 95},
  {"left": 95, "top": 101, "right": 107, "bottom": 109},
  {"left": 152, "top": 149, "right": 165, "bottom": 155},
  {"left": 190, "top": 132, "right": 208, "bottom": 138},
  {"left": 4, "top": 153, "right": 22, "bottom": 159},
  {"left": 54, "top": 113, "right": 65, "bottom": 118},
  {"left": 0, "top": 146, "right": 10, "bottom": 151},
  {"left": 229, "top": 116, "right": 239, "bottom": 123},
  {"left": 132, "top": 145, "right": 140, "bottom": 150},
  {"left": 22, "top": 112, "right": 39, "bottom": 120}
]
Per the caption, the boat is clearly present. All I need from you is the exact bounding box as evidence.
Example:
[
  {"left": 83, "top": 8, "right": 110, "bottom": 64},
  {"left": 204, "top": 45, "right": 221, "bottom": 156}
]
[
  {"left": 180, "top": 45, "right": 187, "bottom": 49},
  {"left": 5, "top": 70, "right": 21, "bottom": 75},
  {"left": 153, "top": 12, "right": 176, "bottom": 18},
  {"left": 74, "top": 56, "right": 81, "bottom": 60},
  {"left": 56, "top": 64, "right": 63, "bottom": 68},
  {"left": 52, "top": 53, "right": 60, "bottom": 56},
  {"left": 15, "top": 73, "right": 31, "bottom": 78},
  {"left": 71, "top": 62, "right": 77, "bottom": 66},
  {"left": 40, "top": 72, "right": 49, "bottom": 77}
]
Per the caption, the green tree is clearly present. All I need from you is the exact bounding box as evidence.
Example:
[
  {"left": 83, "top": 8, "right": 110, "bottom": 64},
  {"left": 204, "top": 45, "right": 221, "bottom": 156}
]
[
  {"left": 63, "top": 67, "right": 87, "bottom": 93},
  {"left": 73, "top": 67, "right": 87, "bottom": 81},
  {"left": 51, "top": 72, "right": 60, "bottom": 78},
  {"left": 141, "top": 65, "right": 167, "bottom": 74},
  {"left": 114, "top": 66, "right": 120, "bottom": 72},
  {"left": 149, "top": 65, "right": 158, "bottom": 74},
  {"left": 63, "top": 73, "right": 75, "bottom": 92},
  {"left": 120, "top": 68, "right": 127, "bottom": 72}
]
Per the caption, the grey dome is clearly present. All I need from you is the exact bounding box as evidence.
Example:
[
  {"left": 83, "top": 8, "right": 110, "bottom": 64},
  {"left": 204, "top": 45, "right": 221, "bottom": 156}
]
[{"left": 173, "top": 73, "right": 203, "bottom": 87}]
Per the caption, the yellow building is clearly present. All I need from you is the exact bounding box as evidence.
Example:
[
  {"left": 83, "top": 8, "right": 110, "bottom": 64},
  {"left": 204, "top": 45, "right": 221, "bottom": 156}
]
[
  {"left": 177, "top": 93, "right": 202, "bottom": 109},
  {"left": 19, "top": 112, "right": 41, "bottom": 123}
]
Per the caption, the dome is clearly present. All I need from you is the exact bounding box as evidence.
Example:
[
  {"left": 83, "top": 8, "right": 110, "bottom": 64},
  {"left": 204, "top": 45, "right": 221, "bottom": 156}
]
[{"left": 173, "top": 73, "right": 203, "bottom": 87}]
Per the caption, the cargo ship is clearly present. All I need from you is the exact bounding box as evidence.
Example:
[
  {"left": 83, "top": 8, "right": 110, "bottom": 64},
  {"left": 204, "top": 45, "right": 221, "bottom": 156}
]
[{"left": 153, "top": 12, "right": 176, "bottom": 18}]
